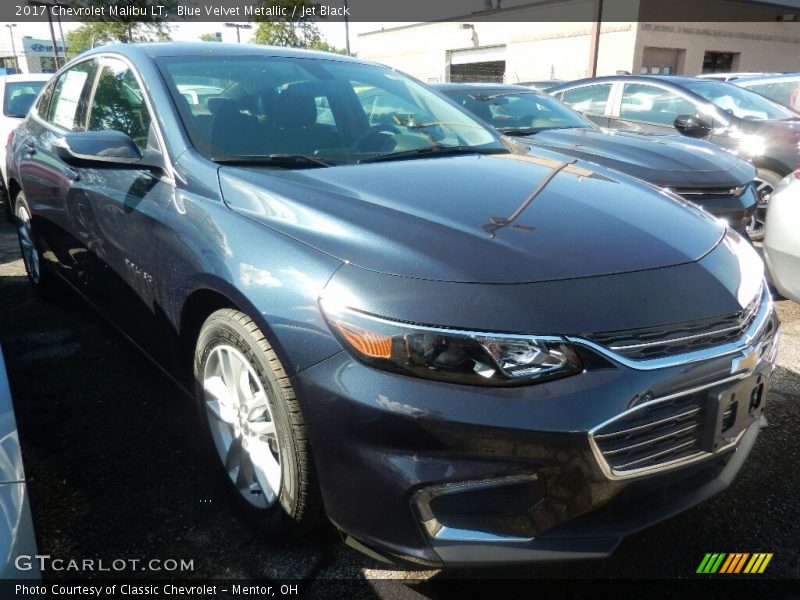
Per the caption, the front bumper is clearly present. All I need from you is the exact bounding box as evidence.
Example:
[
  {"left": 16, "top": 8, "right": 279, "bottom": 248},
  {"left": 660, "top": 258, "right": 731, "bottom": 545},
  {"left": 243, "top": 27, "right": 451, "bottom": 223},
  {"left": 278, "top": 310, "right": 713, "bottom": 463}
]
[{"left": 293, "top": 297, "right": 779, "bottom": 567}]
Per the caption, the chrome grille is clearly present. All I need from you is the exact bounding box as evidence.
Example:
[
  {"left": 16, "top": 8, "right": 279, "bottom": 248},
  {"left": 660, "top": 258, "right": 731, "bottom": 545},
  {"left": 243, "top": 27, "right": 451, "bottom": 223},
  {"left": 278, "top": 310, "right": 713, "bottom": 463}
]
[
  {"left": 584, "top": 288, "right": 764, "bottom": 361},
  {"left": 591, "top": 392, "right": 708, "bottom": 476},
  {"left": 671, "top": 186, "right": 747, "bottom": 199}
]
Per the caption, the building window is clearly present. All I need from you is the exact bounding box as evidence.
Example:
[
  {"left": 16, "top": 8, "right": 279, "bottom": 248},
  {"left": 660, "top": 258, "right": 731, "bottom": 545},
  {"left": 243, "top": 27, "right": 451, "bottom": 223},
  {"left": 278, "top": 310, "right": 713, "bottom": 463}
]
[{"left": 702, "top": 52, "right": 738, "bottom": 74}]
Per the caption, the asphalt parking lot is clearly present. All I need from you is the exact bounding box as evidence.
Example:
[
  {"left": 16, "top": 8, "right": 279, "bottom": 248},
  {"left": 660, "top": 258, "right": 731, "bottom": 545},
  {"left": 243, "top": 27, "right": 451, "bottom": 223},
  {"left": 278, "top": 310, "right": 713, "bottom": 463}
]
[{"left": 0, "top": 214, "right": 798, "bottom": 591}]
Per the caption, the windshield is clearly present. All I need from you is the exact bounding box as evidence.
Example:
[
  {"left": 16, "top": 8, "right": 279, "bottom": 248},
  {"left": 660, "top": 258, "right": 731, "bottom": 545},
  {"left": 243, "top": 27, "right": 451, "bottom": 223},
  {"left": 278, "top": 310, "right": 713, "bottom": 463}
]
[
  {"left": 442, "top": 89, "right": 590, "bottom": 133},
  {"left": 3, "top": 80, "right": 46, "bottom": 117},
  {"left": 156, "top": 55, "right": 503, "bottom": 165},
  {"left": 682, "top": 79, "right": 797, "bottom": 120}
]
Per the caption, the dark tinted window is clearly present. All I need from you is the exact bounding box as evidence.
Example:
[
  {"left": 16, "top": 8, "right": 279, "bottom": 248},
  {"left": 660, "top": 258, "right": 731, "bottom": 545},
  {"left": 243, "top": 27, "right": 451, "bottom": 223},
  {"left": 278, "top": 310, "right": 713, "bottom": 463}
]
[
  {"left": 88, "top": 58, "right": 155, "bottom": 153},
  {"left": 47, "top": 61, "right": 94, "bottom": 130},
  {"left": 3, "top": 80, "right": 46, "bottom": 117}
]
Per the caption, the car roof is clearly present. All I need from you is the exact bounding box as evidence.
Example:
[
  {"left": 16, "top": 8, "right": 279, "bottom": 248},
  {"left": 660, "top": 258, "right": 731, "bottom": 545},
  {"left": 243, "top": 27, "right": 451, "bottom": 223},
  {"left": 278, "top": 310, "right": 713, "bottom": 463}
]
[
  {"left": 432, "top": 82, "right": 538, "bottom": 93},
  {"left": 80, "top": 41, "right": 374, "bottom": 66},
  {"left": 550, "top": 75, "right": 706, "bottom": 90},
  {"left": 0, "top": 73, "right": 51, "bottom": 83},
  {"left": 735, "top": 73, "right": 800, "bottom": 85}
]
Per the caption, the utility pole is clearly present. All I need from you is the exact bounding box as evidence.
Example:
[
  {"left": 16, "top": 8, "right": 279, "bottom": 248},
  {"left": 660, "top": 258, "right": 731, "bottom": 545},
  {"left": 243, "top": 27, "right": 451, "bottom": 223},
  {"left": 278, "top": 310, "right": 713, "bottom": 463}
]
[
  {"left": 224, "top": 22, "right": 252, "bottom": 44},
  {"left": 28, "top": 0, "right": 65, "bottom": 69},
  {"left": 588, "top": 0, "right": 603, "bottom": 77},
  {"left": 344, "top": 0, "right": 351, "bottom": 55},
  {"left": 5, "top": 24, "right": 18, "bottom": 71}
]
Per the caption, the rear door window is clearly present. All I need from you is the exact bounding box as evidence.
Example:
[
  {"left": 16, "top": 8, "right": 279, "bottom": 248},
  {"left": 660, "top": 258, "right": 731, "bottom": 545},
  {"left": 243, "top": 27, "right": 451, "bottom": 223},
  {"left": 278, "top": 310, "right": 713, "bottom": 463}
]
[{"left": 558, "top": 84, "right": 613, "bottom": 116}]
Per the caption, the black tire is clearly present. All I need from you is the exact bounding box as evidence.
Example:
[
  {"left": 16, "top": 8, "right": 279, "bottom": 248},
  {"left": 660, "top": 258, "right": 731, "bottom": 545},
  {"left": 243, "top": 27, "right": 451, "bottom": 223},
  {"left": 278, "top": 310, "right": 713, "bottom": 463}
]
[
  {"left": 15, "top": 191, "right": 60, "bottom": 300},
  {"left": 193, "top": 308, "right": 323, "bottom": 539},
  {"left": 749, "top": 168, "right": 781, "bottom": 242}
]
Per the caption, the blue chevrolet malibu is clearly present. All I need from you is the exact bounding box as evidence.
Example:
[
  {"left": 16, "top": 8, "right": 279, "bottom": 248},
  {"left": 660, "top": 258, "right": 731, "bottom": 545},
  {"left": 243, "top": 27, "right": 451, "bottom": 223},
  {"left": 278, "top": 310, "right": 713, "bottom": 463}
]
[{"left": 5, "top": 43, "right": 779, "bottom": 567}]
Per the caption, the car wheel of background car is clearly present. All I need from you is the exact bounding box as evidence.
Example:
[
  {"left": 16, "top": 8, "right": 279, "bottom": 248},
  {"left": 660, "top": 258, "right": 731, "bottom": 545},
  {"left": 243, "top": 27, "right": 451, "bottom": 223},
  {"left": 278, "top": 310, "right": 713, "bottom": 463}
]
[
  {"left": 15, "top": 191, "right": 59, "bottom": 300},
  {"left": 748, "top": 168, "right": 781, "bottom": 241},
  {"left": 194, "top": 308, "right": 323, "bottom": 538}
]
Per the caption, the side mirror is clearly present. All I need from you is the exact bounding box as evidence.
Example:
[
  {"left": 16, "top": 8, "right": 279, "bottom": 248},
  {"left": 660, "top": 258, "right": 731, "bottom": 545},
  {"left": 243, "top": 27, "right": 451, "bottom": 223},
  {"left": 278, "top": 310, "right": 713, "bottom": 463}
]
[
  {"left": 673, "top": 114, "right": 712, "bottom": 138},
  {"left": 55, "top": 131, "right": 145, "bottom": 167}
]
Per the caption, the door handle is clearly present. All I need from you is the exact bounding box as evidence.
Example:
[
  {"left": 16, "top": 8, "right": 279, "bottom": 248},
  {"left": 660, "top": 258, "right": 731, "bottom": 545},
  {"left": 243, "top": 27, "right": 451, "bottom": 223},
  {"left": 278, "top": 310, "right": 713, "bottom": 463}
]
[
  {"left": 63, "top": 167, "right": 80, "bottom": 182},
  {"left": 23, "top": 142, "right": 36, "bottom": 156}
]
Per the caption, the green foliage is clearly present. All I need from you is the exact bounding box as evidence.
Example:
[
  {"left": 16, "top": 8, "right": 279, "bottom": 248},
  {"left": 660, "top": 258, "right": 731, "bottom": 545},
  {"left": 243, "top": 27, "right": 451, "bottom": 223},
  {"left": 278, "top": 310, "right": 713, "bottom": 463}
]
[
  {"left": 63, "top": 1, "right": 174, "bottom": 57},
  {"left": 251, "top": 0, "right": 347, "bottom": 54},
  {"left": 252, "top": 22, "right": 346, "bottom": 54},
  {"left": 199, "top": 33, "right": 223, "bottom": 42}
]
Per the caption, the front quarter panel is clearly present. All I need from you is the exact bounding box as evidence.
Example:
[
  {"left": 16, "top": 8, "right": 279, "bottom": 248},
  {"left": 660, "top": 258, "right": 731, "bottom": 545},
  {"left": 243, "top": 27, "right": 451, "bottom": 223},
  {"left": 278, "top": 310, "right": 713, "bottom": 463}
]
[{"left": 159, "top": 151, "right": 345, "bottom": 377}]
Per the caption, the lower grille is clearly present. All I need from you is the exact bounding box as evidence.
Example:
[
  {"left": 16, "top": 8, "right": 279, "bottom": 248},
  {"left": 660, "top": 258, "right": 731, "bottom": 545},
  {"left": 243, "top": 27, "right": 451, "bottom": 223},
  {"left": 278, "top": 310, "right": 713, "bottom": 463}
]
[{"left": 592, "top": 392, "right": 708, "bottom": 476}]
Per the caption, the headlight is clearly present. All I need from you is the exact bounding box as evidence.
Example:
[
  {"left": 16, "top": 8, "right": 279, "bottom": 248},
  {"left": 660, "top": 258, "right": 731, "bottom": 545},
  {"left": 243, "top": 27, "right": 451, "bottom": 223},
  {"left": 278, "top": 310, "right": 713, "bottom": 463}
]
[{"left": 320, "top": 302, "right": 582, "bottom": 386}]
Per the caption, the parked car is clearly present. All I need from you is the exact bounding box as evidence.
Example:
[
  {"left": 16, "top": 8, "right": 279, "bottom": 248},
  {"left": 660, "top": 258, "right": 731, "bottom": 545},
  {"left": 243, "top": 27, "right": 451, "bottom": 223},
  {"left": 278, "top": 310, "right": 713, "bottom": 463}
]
[
  {"left": 7, "top": 43, "right": 779, "bottom": 567},
  {"left": 434, "top": 82, "right": 758, "bottom": 236},
  {"left": 0, "top": 74, "right": 51, "bottom": 219},
  {"left": 763, "top": 169, "right": 800, "bottom": 303},
  {"left": 696, "top": 72, "right": 776, "bottom": 82},
  {"left": 734, "top": 73, "right": 800, "bottom": 112},
  {"left": 549, "top": 75, "right": 800, "bottom": 239},
  {"left": 0, "top": 344, "right": 40, "bottom": 579},
  {"left": 516, "top": 80, "right": 566, "bottom": 92}
]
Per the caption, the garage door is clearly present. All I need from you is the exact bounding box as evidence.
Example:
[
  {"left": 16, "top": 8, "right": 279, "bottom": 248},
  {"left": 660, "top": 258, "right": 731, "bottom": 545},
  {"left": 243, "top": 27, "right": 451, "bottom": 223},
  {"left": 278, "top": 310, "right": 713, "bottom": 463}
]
[
  {"left": 449, "top": 46, "right": 506, "bottom": 83},
  {"left": 449, "top": 61, "right": 506, "bottom": 83}
]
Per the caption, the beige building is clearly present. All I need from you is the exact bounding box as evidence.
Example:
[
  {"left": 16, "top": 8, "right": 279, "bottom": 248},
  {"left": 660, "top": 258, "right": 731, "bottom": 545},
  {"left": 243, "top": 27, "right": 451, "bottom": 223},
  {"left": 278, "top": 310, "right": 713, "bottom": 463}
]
[{"left": 358, "top": 0, "right": 800, "bottom": 84}]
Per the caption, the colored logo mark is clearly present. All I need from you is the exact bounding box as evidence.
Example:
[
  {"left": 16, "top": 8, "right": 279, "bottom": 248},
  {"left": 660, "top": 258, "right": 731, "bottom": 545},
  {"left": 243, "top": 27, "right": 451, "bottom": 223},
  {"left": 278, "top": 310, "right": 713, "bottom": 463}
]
[{"left": 696, "top": 553, "right": 773, "bottom": 574}]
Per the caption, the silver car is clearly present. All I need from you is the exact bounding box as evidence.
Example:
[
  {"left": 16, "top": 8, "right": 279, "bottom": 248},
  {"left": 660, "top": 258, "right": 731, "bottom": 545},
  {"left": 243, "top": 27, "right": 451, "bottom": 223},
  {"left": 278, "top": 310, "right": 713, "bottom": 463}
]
[
  {"left": 0, "top": 344, "right": 39, "bottom": 579},
  {"left": 764, "top": 170, "right": 800, "bottom": 303}
]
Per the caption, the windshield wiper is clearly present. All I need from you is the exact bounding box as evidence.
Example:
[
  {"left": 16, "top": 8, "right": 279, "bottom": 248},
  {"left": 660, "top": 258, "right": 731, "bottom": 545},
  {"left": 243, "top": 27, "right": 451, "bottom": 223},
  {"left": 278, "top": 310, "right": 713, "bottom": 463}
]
[
  {"left": 358, "top": 146, "right": 508, "bottom": 164},
  {"left": 500, "top": 125, "right": 585, "bottom": 136},
  {"left": 212, "top": 154, "right": 331, "bottom": 168}
]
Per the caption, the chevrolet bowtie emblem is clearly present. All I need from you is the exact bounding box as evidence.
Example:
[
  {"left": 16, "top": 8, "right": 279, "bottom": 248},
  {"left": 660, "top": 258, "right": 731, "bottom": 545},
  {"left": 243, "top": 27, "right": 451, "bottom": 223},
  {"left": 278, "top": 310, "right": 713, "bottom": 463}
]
[{"left": 731, "top": 348, "right": 758, "bottom": 375}]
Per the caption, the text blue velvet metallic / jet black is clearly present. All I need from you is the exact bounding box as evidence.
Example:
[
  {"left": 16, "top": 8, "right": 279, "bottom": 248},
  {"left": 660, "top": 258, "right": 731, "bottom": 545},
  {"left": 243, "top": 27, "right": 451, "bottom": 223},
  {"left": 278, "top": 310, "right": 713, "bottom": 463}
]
[{"left": 6, "top": 43, "right": 780, "bottom": 567}]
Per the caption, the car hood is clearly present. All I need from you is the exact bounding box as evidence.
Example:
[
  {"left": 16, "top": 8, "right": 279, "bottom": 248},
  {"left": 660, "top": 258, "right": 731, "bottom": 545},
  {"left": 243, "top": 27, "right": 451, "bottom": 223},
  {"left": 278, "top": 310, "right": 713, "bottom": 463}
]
[
  {"left": 219, "top": 151, "right": 724, "bottom": 284},
  {"left": 516, "top": 128, "right": 752, "bottom": 187}
]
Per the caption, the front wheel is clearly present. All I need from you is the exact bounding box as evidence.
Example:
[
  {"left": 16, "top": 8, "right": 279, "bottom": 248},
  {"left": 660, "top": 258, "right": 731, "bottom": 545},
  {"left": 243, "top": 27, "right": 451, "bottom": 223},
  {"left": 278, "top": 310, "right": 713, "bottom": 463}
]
[
  {"left": 747, "top": 168, "right": 781, "bottom": 241},
  {"left": 194, "top": 309, "right": 323, "bottom": 538}
]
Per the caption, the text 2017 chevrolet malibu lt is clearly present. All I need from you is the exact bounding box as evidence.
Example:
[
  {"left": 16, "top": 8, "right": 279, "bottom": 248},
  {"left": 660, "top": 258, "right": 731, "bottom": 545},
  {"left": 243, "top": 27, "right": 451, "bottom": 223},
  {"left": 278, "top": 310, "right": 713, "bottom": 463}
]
[{"left": 6, "top": 44, "right": 779, "bottom": 567}]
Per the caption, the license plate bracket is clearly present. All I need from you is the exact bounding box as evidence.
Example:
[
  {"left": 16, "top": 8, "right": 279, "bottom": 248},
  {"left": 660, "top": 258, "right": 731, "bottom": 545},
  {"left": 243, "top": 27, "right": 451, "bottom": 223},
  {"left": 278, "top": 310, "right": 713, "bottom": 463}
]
[{"left": 703, "top": 374, "right": 765, "bottom": 452}]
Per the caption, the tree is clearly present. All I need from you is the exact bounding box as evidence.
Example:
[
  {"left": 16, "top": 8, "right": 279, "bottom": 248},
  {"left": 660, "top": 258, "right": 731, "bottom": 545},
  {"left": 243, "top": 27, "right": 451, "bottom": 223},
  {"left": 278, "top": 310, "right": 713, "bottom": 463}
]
[
  {"left": 199, "top": 33, "right": 223, "bottom": 42},
  {"left": 251, "top": 0, "right": 347, "bottom": 54},
  {"left": 63, "top": 1, "right": 174, "bottom": 57},
  {"left": 65, "top": 22, "right": 172, "bottom": 57},
  {"left": 252, "top": 22, "right": 346, "bottom": 54}
]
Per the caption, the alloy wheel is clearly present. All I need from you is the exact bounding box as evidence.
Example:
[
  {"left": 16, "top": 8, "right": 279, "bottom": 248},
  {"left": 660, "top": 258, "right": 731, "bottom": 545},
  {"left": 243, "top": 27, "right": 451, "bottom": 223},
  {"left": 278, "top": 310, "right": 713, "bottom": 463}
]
[
  {"left": 202, "top": 344, "right": 282, "bottom": 509},
  {"left": 746, "top": 177, "right": 773, "bottom": 240}
]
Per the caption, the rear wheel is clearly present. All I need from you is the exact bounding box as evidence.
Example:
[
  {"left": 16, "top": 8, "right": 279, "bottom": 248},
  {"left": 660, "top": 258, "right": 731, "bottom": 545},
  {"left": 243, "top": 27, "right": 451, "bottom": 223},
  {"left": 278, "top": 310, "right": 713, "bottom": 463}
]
[
  {"left": 15, "top": 191, "right": 59, "bottom": 300},
  {"left": 747, "top": 169, "right": 781, "bottom": 241},
  {"left": 194, "top": 309, "right": 323, "bottom": 538}
]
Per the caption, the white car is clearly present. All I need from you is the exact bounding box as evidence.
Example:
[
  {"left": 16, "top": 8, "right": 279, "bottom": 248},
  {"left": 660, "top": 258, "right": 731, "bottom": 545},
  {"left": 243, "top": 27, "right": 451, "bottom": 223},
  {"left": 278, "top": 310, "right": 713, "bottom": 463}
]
[
  {"left": 0, "top": 74, "right": 50, "bottom": 217},
  {"left": 764, "top": 170, "right": 800, "bottom": 303},
  {"left": 0, "top": 344, "right": 39, "bottom": 579}
]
